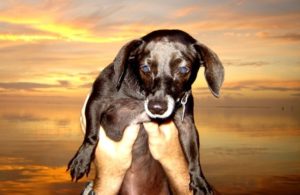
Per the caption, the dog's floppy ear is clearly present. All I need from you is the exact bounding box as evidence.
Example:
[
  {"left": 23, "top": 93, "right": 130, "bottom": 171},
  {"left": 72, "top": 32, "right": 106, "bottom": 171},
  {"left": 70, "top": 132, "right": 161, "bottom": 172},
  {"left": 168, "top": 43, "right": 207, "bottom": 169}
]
[
  {"left": 193, "top": 43, "right": 224, "bottom": 97},
  {"left": 113, "top": 39, "right": 144, "bottom": 89}
]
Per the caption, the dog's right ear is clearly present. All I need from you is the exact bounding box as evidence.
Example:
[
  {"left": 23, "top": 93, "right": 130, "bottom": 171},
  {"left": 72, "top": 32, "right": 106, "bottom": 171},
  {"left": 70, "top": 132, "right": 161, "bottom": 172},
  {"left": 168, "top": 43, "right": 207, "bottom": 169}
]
[{"left": 113, "top": 39, "right": 144, "bottom": 89}]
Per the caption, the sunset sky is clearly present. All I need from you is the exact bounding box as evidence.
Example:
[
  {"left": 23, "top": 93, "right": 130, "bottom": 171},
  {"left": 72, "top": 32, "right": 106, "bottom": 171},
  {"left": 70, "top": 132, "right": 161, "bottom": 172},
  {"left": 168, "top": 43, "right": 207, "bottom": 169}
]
[{"left": 0, "top": 0, "right": 299, "bottom": 106}]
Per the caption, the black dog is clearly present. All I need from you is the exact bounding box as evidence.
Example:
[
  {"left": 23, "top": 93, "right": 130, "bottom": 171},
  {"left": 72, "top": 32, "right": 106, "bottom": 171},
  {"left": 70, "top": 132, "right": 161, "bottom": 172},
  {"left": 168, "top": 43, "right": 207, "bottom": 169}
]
[{"left": 68, "top": 29, "right": 224, "bottom": 194}]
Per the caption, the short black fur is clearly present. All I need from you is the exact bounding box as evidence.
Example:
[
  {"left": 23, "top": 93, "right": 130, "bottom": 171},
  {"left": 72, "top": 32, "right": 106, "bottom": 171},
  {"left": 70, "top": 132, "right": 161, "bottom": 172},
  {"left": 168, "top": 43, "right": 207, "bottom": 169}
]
[{"left": 68, "top": 29, "right": 224, "bottom": 195}]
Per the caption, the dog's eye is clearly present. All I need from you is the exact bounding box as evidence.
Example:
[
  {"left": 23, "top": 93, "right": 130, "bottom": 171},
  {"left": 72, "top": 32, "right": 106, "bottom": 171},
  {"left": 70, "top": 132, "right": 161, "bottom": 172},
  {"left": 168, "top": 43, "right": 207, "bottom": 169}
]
[
  {"left": 178, "top": 66, "right": 190, "bottom": 74},
  {"left": 140, "top": 64, "right": 151, "bottom": 73}
]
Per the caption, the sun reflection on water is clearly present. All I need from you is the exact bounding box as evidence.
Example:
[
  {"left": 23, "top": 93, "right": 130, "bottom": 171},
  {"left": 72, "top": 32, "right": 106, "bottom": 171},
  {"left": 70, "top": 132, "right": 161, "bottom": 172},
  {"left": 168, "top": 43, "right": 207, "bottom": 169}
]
[{"left": 0, "top": 101, "right": 299, "bottom": 194}]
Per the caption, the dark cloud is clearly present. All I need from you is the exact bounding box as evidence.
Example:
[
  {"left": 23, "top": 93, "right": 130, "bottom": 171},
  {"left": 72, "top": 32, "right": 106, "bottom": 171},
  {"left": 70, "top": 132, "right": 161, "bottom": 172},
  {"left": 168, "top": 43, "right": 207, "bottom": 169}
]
[
  {"left": 193, "top": 81, "right": 300, "bottom": 92},
  {"left": 215, "top": 174, "right": 300, "bottom": 195},
  {"left": 0, "top": 82, "right": 57, "bottom": 90},
  {"left": 0, "top": 81, "right": 73, "bottom": 91},
  {"left": 207, "top": 147, "right": 269, "bottom": 156},
  {"left": 0, "top": 162, "right": 84, "bottom": 194},
  {"left": 56, "top": 119, "right": 71, "bottom": 127},
  {"left": 221, "top": 80, "right": 300, "bottom": 92},
  {"left": 257, "top": 32, "right": 300, "bottom": 41},
  {"left": 222, "top": 86, "right": 245, "bottom": 91},
  {"left": 57, "top": 80, "right": 71, "bottom": 87},
  {"left": 224, "top": 60, "right": 269, "bottom": 67},
  {"left": 253, "top": 175, "right": 300, "bottom": 195},
  {"left": 272, "top": 33, "right": 300, "bottom": 41},
  {"left": 0, "top": 170, "right": 30, "bottom": 182},
  {"left": 253, "top": 86, "right": 300, "bottom": 91},
  {"left": 291, "top": 93, "right": 300, "bottom": 97},
  {"left": 80, "top": 82, "right": 92, "bottom": 88},
  {"left": 1, "top": 113, "right": 47, "bottom": 122},
  {"left": 0, "top": 94, "right": 85, "bottom": 104},
  {"left": 78, "top": 71, "right": 99, "bottom": 77},
  {"left": 78, "top": 71, "right": 99, "bottom": 81}
]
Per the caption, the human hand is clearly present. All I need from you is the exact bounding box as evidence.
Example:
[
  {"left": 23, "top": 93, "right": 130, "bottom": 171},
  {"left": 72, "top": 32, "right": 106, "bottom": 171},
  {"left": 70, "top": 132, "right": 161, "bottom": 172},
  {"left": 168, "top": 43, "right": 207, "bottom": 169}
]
[
  {"left": 143, "top": 121, "right": 191, "bottom": 194},
  {"left": 93, "top": 125, "right": 140, "bottom": 194}
]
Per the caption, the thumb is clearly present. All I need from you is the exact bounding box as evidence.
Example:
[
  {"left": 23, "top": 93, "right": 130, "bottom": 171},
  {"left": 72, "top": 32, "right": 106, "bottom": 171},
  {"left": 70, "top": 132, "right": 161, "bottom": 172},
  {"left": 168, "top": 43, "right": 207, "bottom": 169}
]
[
  {"left": 143, "top": 122, "right": 160, "bottom": 139},
  {"left": 159, "top": 121, "right": 177, "bottom": 140},
  {"left": 119, "top": 124, "right": 140, "bottom": 148}
]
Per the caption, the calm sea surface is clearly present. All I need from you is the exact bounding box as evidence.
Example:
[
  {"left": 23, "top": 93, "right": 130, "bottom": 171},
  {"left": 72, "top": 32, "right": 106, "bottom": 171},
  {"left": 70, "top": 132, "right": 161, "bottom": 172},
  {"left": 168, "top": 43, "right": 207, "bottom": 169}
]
[{"left": 0, "top": 99, "right": 299, "bottom": 194}]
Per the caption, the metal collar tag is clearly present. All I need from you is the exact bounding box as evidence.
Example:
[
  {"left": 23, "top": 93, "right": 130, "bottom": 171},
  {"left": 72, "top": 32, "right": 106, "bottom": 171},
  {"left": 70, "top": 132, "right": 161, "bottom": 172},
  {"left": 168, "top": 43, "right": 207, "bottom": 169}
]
[{"left": 181, "top": 91, "right": 190, "bottom": 121}]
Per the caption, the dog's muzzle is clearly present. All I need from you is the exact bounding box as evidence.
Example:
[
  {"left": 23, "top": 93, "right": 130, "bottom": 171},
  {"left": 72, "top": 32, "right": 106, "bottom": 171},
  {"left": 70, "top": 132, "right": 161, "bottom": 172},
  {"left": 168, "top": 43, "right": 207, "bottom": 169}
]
[{"left": 144, "top": 95, "right": 175, "bottom": 119}]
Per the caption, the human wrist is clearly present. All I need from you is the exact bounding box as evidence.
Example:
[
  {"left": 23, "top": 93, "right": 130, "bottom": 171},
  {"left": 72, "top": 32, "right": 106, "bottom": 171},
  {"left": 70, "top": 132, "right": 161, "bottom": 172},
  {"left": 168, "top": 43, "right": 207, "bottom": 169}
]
[
  {"left": 93, "top": 154, "right": 128, "bottom": 194},
  {"left": 160, "top": 154, "right": 188, "bottom": 179},
  {"left": 93, "top": 163, "right": 127, "bottom": 194},
  {"left": 158, "top": 150, "right": 191, "bottom": 194},
  {"left": 93, "top": 173, "right": 125, "bottom": 194}
]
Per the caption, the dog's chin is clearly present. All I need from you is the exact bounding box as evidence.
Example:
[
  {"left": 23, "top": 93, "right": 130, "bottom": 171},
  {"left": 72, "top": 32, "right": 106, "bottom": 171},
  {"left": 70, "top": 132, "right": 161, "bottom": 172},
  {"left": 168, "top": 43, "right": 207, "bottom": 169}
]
[{"left": 144, "top": 95, "right": 175, "bottom": 119}]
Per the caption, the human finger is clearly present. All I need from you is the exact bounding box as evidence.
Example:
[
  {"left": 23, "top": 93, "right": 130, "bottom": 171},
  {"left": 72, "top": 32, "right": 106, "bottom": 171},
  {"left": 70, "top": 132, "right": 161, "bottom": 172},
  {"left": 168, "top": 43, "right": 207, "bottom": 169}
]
[
  {"left": 143, "top": 122, "right": 160, "bottom": 138},
  {"left": 119, "top": 124, "right": 140, "bottom": 148},
  {"left": 159, "top": 121, "right": 177, "bottom": 140}
]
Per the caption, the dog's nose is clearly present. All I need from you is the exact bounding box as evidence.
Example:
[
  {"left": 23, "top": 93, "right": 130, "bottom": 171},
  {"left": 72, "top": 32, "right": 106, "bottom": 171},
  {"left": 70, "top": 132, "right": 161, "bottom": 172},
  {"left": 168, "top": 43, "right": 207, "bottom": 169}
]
[{"left": 148, "top": 100, "right": 168, "bottom": 115}]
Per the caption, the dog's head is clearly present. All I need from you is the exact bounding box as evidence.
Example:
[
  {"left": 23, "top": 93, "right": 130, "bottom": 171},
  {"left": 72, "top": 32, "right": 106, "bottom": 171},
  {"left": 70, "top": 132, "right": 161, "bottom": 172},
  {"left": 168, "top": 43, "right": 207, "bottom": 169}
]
[{"left": 113, "top": 29, "right": 224, "bottom": 119}]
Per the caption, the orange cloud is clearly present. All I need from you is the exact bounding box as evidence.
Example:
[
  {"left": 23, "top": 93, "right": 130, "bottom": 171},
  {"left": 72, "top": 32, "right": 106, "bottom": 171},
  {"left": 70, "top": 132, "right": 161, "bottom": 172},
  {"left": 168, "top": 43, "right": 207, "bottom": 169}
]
[
  {"left": 256, "top": 31, "right": 300, "bottom": 41},
  {"left": 0, "top": 5, "right": 129, "bottom": 43},
  {"left": 223, "top": 80, "right": 300, "bottom": 91},
  {"left": 172, "top": 6, "right": 200, "bottom": 18},
  {"left": 0, "top": 1, "right": 299, "bottom": 44},
  {"left": 0, "top": 164, "right": 88, "bottom": 194},
  {"left": 0, "top": 22, "right": 128, "bottom": 43}
]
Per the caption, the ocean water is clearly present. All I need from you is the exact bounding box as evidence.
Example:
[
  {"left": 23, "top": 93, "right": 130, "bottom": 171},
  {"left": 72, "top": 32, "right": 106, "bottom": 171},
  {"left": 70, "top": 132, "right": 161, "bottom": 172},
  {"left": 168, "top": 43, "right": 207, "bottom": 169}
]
[{"left": 0, "top": 99, "right": 299, "bottom": 194}]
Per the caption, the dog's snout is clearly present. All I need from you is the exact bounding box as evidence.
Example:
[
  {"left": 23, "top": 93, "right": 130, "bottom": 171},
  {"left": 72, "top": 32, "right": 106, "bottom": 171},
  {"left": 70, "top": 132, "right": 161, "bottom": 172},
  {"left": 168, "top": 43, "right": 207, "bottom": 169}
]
[
  {"left": 148, "top": 100, "right": 168, "bottom": 115},
  {"left": 144, "top": 95, "right": 175, "bottom": 119}
]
